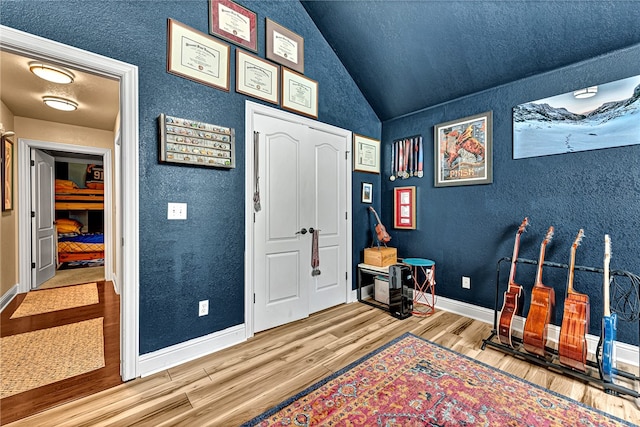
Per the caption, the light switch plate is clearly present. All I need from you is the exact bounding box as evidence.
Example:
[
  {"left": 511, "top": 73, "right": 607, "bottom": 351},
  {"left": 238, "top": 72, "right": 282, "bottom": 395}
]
[{"left": 168, "top": 202, "right": 187, "bottom": 220}]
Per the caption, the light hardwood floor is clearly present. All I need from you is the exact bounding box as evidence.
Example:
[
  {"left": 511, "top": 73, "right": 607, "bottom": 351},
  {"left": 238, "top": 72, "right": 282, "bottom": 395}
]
[{"left": 6, "top": 302, "right": 640, "bottom": 426}]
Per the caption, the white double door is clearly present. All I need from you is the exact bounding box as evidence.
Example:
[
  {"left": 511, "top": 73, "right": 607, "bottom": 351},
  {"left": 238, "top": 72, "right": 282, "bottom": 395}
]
[{"left": 253, "top": 112, "right": 349, "bottom": 333}]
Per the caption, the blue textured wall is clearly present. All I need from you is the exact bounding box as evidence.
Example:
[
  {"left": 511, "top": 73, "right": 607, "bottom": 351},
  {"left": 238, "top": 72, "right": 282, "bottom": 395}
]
[
  {"left": 1, "top": 0, "right": 379, "bottom": 354},
  {"left": 382, "top": 44, "right": 640, "bottom": 346}
]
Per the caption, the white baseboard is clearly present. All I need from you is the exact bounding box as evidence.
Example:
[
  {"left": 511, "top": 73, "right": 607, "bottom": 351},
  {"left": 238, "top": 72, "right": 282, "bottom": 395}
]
[
  {"left": 350, "top": 290, "right": 639, "bottom": 368},
  {"left": 138, "top": 324, "right": 247, "bottom": 377},
  {"left": 0, "top": 284, "right": 19, "bottom": 313}
]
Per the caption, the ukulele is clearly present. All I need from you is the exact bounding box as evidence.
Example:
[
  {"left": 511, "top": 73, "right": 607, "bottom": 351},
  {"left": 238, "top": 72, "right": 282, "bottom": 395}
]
[
  {"left": 597, "top": 234, "right": 617, "bottom": 383},
  {"left": 369, "top": 206, "right": 391, "bottom": 244},
  {"left": 558, "top": 229, "right": 590, "bottom": 372},
  {"left": 523, "top": 226, "right": 556, "bottom": 356},
  {"left": 498, "top": 217, "right": 529, "bottom": 348}
]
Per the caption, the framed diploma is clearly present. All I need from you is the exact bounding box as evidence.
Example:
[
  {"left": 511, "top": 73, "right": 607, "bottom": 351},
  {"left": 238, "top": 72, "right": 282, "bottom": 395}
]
[
  {"left": 353, "top": 134, "right": 380, "bottom": 174},
  {"left": 393, "top": 186, "right": 416, "bottom": 230},
  {"left": 281, "top": 67, "right": 318, "bottom": 119},
  {"left": 208, "top": 0, "right": 257, "bottom": 52},
  {"left": 167, "top": 18, "right": 230, "bottom": 92},
  {"left": 2, "top": 136, "right": 13, "bottom": 211},
  {"left": 236, "top": 50, "right": 279, "bottom": 104},
  {"left": 266, "top": 18, "right": 304, "bottom": 73}
]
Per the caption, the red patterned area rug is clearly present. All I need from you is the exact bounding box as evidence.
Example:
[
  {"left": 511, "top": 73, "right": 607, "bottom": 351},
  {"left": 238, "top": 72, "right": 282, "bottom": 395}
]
[{"left": 242, "top": 333, "right": 632, "bottom": 426}]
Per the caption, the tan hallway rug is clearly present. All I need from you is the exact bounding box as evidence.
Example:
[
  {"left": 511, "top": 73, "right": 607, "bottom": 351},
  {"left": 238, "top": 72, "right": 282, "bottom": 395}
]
[
  {"left": 0, "top": 318, "right": 105, "bottom": 398},
  {"left": 39, "top": 266, "right": 104, "bottom": 290},
  {"left": 10, "top": 283, "right": 99, "bottom": 319}
]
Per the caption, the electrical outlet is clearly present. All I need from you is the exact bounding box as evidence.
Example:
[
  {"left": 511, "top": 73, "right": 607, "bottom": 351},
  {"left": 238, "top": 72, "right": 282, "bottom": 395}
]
[
  {"left": 168, "top": 202, "right": 187, "bottom": 220},
  {"left": 198, "top": 300, "right": 209, "bottom": 316},
  {"left": 462, "top": 276, "right": 471, "bottom": 289}
]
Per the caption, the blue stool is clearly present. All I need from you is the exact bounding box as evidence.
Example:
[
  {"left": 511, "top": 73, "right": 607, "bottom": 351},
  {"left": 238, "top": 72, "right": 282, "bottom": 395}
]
[{"left": 403, "top": 258, "right": 436, "bottom": 317}]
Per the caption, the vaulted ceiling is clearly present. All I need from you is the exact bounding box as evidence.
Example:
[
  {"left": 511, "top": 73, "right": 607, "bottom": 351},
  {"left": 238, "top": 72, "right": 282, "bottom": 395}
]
[{"left": 301, "top": 1, "right": 640, "bottom": 121}]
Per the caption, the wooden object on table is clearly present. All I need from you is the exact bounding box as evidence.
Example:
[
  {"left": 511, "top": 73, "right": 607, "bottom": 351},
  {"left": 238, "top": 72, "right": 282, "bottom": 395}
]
[{"left": 364, "top": 247, "right": 397, "bottom": 267}]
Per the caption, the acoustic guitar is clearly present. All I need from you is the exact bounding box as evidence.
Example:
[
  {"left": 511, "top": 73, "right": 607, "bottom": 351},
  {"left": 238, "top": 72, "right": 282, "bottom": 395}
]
[
  {"left": 498, "top": 217, "right": 529, "bottom": 348},
  {"left": 558, "top": 229, "right": 590, "bottom": 372},
  {"left": 597, "top": 234, "right": 617, "bottom": 383},
  {"left": 523, "top": 226, "right": 556, "bottom": 357},
  {"left": 369, "top": 206, "right": 391, "bottom": 244}
]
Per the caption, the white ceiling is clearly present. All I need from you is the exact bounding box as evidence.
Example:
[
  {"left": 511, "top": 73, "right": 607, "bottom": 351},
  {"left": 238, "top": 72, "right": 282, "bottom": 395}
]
[{"left": 0, "top": 49, "right": 119, "bottom": 131}]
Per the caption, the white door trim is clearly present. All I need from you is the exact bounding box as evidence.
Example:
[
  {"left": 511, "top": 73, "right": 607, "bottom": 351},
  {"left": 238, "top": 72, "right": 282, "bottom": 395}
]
[
  {"left": 20, "top": 141, "right": 112, "bottom": 287},
  {"left": 1, "top": 25, "right": 140, "bottom": 381},
  {"left": 244, "top": 101, "right": 353, "bottom": 338}
]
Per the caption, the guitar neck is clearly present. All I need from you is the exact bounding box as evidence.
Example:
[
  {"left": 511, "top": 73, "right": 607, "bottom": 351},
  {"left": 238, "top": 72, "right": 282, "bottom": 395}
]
[
  {"left": 604, "top": 234, "right": 611, "bottom": 317},
  {"left": 369, "top": 207, "right": 382, "bottom": 226},
  {"left": 566, "top": 247, "right": 577, "bottom": 295},
  {"left": 508, "top": 234, "right": 522, "bottom": 286},
  {"left": 535, "top": 242, "right": 547, "bottom": 287}
]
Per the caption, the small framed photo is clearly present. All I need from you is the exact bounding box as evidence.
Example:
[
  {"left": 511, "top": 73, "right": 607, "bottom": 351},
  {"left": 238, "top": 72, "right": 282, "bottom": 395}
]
[
  {"left": 167, "top": 18, "right": 231, "bottom": 92},
  {"left": 208, "top": 0, "right": 258, "bottom": 52},
  {"left": 236, "top": 50, "right": 279, "bottom": 104},
  {"left": 266, "top": 18, "right": 304, "bottom": 73},
  {"left": 2, "top": 136, "right": 13, "bottom": 211},
  {"left": 434, "top": 111, "right": 492, "bottom": 187},
  {"left": 393, "top": 186, "right": 416, "bottom": 229},
  {"left": 361, "top": 182, "right": 373, "bottom": 204},
  {"left": 281, "top": 67, "right": 318, "bottom": 119},
  {"left": 353, "top": 134, "right": 380, "bottom": 174}
]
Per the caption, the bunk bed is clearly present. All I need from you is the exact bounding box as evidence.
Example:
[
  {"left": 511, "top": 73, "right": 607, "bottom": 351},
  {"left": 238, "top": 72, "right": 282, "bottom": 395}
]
[{"left": 55, "top": 179, "right": 105, "bottom": 266}]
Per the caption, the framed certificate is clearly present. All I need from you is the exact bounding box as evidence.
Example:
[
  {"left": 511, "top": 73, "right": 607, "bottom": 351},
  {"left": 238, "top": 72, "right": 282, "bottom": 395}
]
[
  {"left": 281, "top": 67, "right": 318, "bottom": 119},
  {"left": 236, "top": 50, "right": 279, "bottom": 104},
  {"left": 266, "top": 18, "right": 304, "bottom": 74},
  {"left": 167, "top": 18, "right": 230, "bottom": 92},
  {"left": 208, "top": 0, "right": 257, "bottom": 52},
  {"left": 353, "top": 134, "right": 380, "bottom": 174},
  {"left": 393, "top": 186, "right": 416, "bottom": 229}
]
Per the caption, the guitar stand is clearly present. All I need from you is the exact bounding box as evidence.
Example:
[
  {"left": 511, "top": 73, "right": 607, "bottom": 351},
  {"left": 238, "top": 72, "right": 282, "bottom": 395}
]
[{"left": 482, "top": 257, "right": 640, "bottom": 400}]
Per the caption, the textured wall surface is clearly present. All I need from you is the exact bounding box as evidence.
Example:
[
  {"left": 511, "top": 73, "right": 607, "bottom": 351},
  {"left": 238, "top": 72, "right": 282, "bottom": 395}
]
[
  {"left": 382, "top": 44, "right": 640, "bottom": 345},
  {"left": 1, "top": 0, "right": 379, "bottom": 354}
]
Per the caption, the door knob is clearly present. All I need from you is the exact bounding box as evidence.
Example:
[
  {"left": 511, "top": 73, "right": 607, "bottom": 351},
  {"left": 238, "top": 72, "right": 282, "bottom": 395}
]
[{"left": 295, "top": 228, "right": 308, "bottom": 235}]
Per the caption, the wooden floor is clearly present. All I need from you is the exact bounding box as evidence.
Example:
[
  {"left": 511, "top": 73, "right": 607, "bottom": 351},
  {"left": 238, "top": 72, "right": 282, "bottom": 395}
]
[
  {"left": 4, "top": 302, "right": 640, "bottom": 426},
  {"left": 1, "top": 281, "right": 122, "bottom": 425}
]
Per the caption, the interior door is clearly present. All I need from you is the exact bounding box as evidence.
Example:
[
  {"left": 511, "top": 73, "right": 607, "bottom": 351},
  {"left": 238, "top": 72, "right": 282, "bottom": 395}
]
[
  {"left": 31, "top": 149, "right": 56, "bottom": 288},
  {"left": 253, "top": 114, "right": 348, "bottom": 332}
]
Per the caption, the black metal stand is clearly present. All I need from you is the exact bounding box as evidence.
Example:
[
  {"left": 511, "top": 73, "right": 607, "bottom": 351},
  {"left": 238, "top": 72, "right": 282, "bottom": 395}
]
[{"left": 481, "top": 257, "right": 639, "bottom": 399}]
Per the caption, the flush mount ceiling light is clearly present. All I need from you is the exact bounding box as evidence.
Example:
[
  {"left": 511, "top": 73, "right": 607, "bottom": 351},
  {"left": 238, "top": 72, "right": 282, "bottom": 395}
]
[
  {"left": 29, "top": 62, "right": 75, "bottom": 84},
  {"left": 573, "top": 86, "right": 598, "bottom": 99},
  {"left": 43, "top": 96, "right": 78, "bottom": 111}
]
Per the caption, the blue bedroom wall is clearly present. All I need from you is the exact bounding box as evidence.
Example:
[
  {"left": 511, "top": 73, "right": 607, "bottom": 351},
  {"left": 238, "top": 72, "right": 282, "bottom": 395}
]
[
  {"left": 0, "top": 1, "right": 380, "bottom": 354},
  {"left": 381, "top": 44, "right": 640, "bottom": 346}
]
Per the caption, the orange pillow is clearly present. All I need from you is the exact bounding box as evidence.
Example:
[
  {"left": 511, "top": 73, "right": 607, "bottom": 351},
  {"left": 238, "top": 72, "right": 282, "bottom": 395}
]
[{"left": 56, "top": 218, "right": 83, "bottom": 233}]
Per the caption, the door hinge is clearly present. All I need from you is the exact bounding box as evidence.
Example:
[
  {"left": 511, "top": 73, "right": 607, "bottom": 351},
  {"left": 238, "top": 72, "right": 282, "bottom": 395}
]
[
  {"left": 345, "top": 211, "right": 348, "bottom": 220},
  {"left": 121, "top": 237, "right": 125, "bottom": 247},
  {"left": 31, "top": 262, "right": 36, "bottom": 269},
  {"left": 30, "top": 160, "right": 35, "bottom": 167},
  {"left": 31, "top": 211, "right": 35, "bottom": 218},
  {"left": 346, "top": 272, "right": 348, "bottom": 280},
  {"left": 253, "top": 293, "right": 256, "bottom": 304},
  {"left": 345, "top": 151, "right": 349, "bottom": 160}
]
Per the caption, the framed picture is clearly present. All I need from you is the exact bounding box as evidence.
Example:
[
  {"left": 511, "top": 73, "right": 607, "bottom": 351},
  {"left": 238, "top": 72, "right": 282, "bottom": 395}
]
[
  {"left": 2, "top": 136, "right": 13, "bottom": 211},
  {"left": 361, "top": 182, "right": 373, "bottom": 204},
  {"left": 393, "top": 186, "right": 416, "bottom": 229},
  {"left": 159, "top": 113, "right": 235, "bottom": 169},
  {"left": 266, "top": 18, "right": 304, "bottom": 73},
  {"left": 236, "top": 50, "right": 279, "bottom": 104},
  {"left": 513, "top": 74, "right": 640, "bottom": 159},
  {"left": 353, "top": 134, "right": 380, "bottom": 174},
  {"left": 167, "top": 18, "right": 231, "bottom": 92},
  {"left": 281, "top": 67, "right": 318, "bottom": 119},
  {"left": 434, "top": 111, "right": 493, "bottom": 187},
  {"left": 208, "top": 0, "right": 258, "bottom": 52}
]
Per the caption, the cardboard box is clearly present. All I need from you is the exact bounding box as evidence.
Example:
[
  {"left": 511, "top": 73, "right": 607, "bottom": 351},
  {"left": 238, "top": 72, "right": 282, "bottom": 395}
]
[
  {"left": 364, "top": 247, "right": 397, "bottom": 267},
  {"left": 374, "top": 276, "right": 389, "bottom": 304}
]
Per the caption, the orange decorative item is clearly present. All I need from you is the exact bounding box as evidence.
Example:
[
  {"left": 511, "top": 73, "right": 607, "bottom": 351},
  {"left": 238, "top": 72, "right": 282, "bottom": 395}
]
[{"left": 369, "top": 206, "right": 391, "bottom": 244}]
